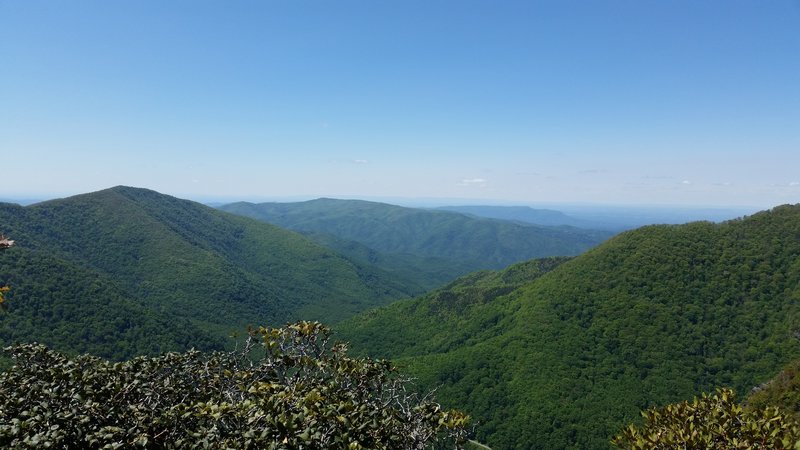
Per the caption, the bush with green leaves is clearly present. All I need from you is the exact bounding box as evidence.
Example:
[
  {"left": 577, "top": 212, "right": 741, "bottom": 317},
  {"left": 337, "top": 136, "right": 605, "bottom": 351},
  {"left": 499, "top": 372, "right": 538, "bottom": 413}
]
[
  {"left": 612, "top": 388, "right": 800, "bottom": 449},
  {"left": 0, "top": 321, "right": 469, "bottom": 449},
  {"left": 747, "top": 359, "right": 800, "bottom": 422}
]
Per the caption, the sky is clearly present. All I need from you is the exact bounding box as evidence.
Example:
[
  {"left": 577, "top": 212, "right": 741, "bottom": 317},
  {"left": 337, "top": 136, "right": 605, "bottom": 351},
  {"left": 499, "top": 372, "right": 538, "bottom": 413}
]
[{"left": 1, "top": 1, "right": 799, "bottom": 207}]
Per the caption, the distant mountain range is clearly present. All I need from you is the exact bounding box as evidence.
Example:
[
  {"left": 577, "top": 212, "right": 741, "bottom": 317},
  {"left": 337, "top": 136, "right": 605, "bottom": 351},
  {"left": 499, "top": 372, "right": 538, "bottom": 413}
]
[
  {"left": 435, "top": 204, "right": 758, "bottom": 231},
  {"left": 435, "top": 205, "right": 605, "bottom": 229},
  {"left": 339, "top": 204, "right": 800, "bottom": 448},
  {"left": 218, "top": 198, "right": 612, "bottom": 290},
  {"left": 0, "top": 187, "right": 419, "bottom": 361}
]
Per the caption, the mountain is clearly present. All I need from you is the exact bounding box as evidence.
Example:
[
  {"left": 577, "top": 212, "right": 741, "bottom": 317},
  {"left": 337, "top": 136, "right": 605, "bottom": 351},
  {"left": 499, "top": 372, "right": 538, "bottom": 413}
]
[
  {"left": 436, "top": 204, "right": 758, "bottom": 232},
  {"left": 0, "top": 186, "right": 419, "bottom": 361},
  {"left": 218, "top": 198, "right": 612, "bottom": 289},
  {"left": 338, "top": 204, "right": 800, "bottom": 449},
  {"left": 436, "top": 205, "right": 604, "bottom": 229}
]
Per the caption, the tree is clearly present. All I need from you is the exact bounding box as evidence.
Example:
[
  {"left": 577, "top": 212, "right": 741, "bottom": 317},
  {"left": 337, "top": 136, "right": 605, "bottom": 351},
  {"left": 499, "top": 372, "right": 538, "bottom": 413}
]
[
  {"left": 0, "top": 321, "right": 470, "bottom": 449},
  {"left": 612, "top": 388, "right": 800, "bottom": 449}
]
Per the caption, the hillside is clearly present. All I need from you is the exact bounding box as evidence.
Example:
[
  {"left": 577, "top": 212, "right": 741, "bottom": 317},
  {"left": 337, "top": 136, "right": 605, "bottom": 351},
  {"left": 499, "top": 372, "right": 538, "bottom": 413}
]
[
  {"left": 338, "top": 204, "right": 800, "bottom": 449},
  {"left": 0, "top": 186, "right": 419, "bottom": 361},
  {"left": 219, "top": 198, "right": 612, "bottom": 289}
]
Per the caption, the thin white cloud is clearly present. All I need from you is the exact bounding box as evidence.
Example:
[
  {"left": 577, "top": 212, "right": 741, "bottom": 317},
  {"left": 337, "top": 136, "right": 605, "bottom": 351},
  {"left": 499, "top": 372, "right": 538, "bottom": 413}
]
[
  {"left": 790, "top": 181, "right": 800, "bottom": 187},
  {"left": 458, "top": 178, "right": 488, "bottom": 186},
  {"left": 515, "top": 171, "right": 542, "bottom": 176},
  {"left": 681, "top": 180, "right": 692, "bottom": 185},
  {"left": 327, "top": 158, "right": 370, "bottom": 165}
]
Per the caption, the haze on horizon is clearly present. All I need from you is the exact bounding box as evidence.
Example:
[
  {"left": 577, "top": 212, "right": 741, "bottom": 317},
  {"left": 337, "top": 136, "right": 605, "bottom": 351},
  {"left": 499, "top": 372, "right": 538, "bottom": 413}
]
[{"left": 1, "top": 1, "right": 798, "bottom": 208}]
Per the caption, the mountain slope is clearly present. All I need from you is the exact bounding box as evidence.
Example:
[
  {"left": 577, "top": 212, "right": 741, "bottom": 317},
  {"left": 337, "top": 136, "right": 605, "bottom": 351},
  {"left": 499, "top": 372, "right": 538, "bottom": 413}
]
[
  {"left": 0, "top": 186, "right": 418, "bottom": 360},
  {"left": 338, "top": 205, "right": 800, "bottom": 449},
  {"left": 0, "top": 244, "right": 223, "bottom": 363},
  {"left": 219, "top": 198, "right": 612, "bottom": 288}
]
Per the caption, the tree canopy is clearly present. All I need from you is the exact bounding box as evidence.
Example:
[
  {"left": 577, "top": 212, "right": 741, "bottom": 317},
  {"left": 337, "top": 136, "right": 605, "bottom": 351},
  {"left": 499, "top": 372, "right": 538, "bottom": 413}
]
[
  {"left": 612, "top": 388, "right": 800, "bottom": 449},
  {"left": 339, "top": 204, "right": 800, "bottom": 448},
  {"left": 0, "top": 322, "right": 469, "bottom": 449}
]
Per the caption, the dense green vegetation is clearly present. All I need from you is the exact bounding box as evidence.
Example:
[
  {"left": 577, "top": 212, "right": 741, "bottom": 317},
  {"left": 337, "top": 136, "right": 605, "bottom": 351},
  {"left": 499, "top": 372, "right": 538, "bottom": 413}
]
[
  {"left": 5, "top": 187, "right": 799, "bottom": 447},
  {"left": 612, "top": 388, "right": 800, "bottom": 449},
  {"left": 0, "top": 186, "right": 420, "bottom": 361},
  {"left": 219, "top": 198, "right": 611, "bottom": 290},
  {"left": 747, "top": 359, "right": 800, "bottom": 421},
  {"left": 0, "top": 322, "right": 469, "bottom": 449},
  {"left": 0, "top": 245, "right": 224, "bottom": 362},
  {"left": 339, "top": 204, "right": 800, "bottom": 449},
  {"left": 611, "top": 356, "right": 800, "bottom": 448}
]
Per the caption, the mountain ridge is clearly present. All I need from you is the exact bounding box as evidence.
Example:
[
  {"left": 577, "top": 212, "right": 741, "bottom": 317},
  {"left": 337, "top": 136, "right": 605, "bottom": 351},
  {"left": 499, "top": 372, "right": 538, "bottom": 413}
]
[
  {"left": 0, "top": 186, "right": 420, "bottom": 360},
  {"left": 219, "top": 198, "right": 612, "bottom": 289}
]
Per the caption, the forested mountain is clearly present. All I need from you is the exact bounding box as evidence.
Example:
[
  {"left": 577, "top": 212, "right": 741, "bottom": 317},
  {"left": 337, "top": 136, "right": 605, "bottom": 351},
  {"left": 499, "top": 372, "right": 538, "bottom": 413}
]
[
  {"left": 339, "top": 204, "right": 800, "bottom": 449},
  {"left": 219, "top": 198, "right": 612, "bottom": 289},
  {"left": 0, "top": 186, "right": 419, "bottom": 361}
]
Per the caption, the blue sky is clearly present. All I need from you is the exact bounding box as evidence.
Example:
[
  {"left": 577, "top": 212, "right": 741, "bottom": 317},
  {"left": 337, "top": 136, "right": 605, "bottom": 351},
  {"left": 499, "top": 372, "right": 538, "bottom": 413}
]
[{"left": 1, "top": 1, "right": 798, "bottom": 207}]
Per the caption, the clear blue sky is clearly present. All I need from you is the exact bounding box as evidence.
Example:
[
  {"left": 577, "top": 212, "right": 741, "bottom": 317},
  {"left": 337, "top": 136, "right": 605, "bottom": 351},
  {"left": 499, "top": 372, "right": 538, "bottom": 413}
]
[{"left": 1, "top": 1, "right": 798, "bottom": 207}]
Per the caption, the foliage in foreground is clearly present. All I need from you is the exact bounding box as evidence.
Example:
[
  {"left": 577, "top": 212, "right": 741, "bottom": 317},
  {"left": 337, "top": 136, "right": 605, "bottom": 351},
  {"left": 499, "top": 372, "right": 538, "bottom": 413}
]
[
  {"left": 748, "top": 359, "right": 800, "bottom": 422},
  {"left": 0, "top": 322, "right": 469, "bottom": 449},
  {"left": 612, "top": 388, "right": 800, "bottom": 449}
]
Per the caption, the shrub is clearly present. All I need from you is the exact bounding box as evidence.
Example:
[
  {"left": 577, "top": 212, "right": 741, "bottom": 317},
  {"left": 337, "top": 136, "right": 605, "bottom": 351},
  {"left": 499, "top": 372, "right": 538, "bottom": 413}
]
[
  {"left": 0, "top": 321, "right": 469, "bottom": 449},
  {"left": 612, "top": 388, "right": 800, "bottom": 449}
]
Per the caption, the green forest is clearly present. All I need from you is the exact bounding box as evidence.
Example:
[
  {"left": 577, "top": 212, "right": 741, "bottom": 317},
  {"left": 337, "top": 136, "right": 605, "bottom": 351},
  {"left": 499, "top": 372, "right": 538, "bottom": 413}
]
[
  {"left": 0, "top": 187, "right": 419, "bottom": 362},
  {"left": 339, "top": 204, "right": 800, "bottom": 448},
  {"left": 3, "top": 187, "right": 800, "bottom": 448}
]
